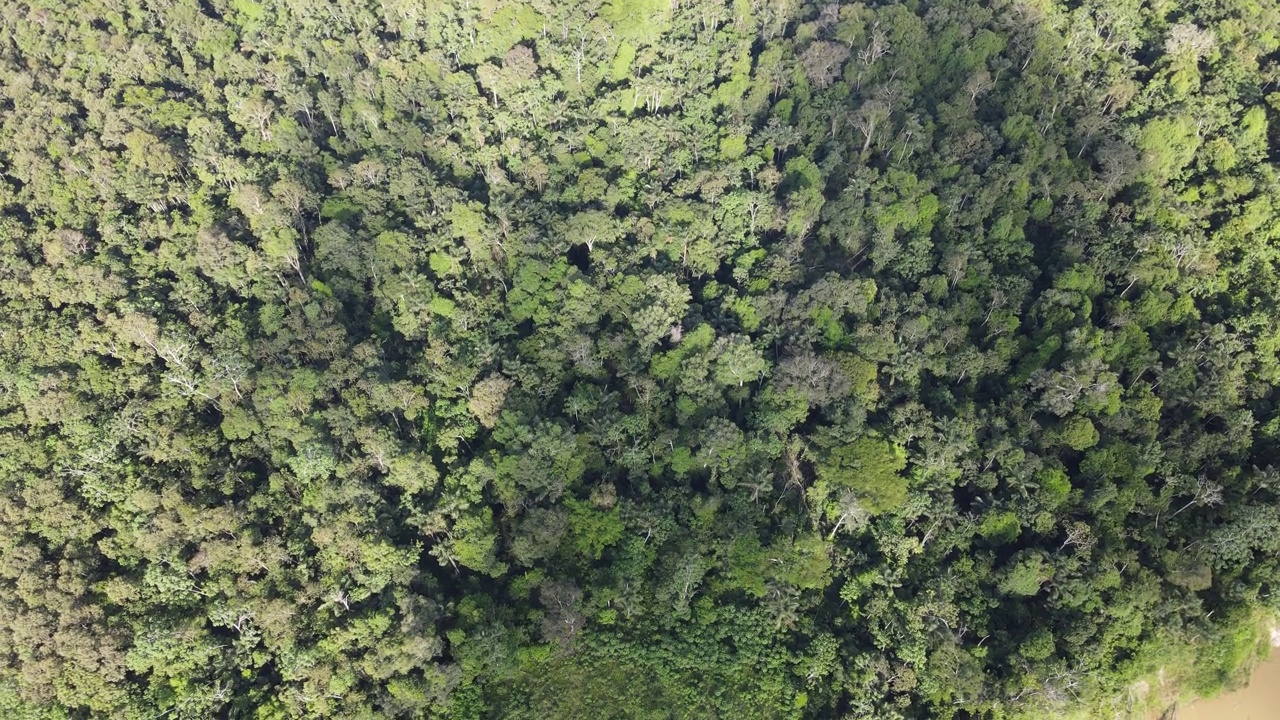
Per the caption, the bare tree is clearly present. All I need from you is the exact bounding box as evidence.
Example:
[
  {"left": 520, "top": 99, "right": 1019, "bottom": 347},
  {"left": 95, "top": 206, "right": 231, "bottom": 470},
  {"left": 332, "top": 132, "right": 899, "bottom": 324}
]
[
  {"left": 827, "top": 490, "right": 870, "bottom": 539},
  {"left": 963, "top": 69, "right": 994, "bottom": 107},
  {"left": 1097, "top": 140, "right": 1140, "bottom": 200},
  {"left": 858, "top": 28, "right": 891, "bottom": 66},
  {"left": 1167, "top": 476, "right": 1224, "bottom": 520},
  {"left": 539, "top": 580, "right": 584, "bottom": 649},
  {"left": 853, "top": 100, "right": 891, "bottom": 154},
  {"left": 800, "top": 41, "right": 851, "bottom": 89}
]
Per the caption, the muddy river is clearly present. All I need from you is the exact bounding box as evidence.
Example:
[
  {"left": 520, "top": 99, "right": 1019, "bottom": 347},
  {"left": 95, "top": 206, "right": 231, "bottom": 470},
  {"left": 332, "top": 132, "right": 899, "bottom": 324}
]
[{"left": 1174, "top": 654, "right": 1280, "bottom": 720}]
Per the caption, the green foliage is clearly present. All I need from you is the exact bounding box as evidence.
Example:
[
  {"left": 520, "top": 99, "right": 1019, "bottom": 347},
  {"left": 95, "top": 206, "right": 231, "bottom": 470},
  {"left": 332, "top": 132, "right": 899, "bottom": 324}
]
[
  {"left": 816, "top": 437, "right": 909, "bottom": 514},
  {"left": 611, "top": 42, "right": 637, "bottom": 82},
  {"left": 0, "top": 0, "right": 1278, "bottom": 718},
  {"left": 1037, "top": 467, "right": 1073, "bottom": 509},
  {"left": 464, "top": 5, "right": 542, "bottom": 65},
  {"left": 566, "top": 498, "right": 625, "bottom": 560},
  {"left": 999, "top": 555, "right": 1048, "bottom": 597},
  {"left": 1058, "top": 416, "right": 1100, "bottom": 450},
  {"left": 607, "top": 0, "right": 671, "bottom": 43},
  {"left": 978, "top": 511, "right": 1021, "bottom": 544},
  {"left": 1139, "top": 117, "right": 1201, "bottom": 183}
]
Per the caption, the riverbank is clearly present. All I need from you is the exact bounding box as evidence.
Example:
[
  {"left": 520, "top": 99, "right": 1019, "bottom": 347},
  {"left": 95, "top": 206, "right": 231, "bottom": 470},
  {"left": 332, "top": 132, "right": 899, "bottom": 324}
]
[{"left": 1164, "top": 629, "right": 1280, "bottom": 720}]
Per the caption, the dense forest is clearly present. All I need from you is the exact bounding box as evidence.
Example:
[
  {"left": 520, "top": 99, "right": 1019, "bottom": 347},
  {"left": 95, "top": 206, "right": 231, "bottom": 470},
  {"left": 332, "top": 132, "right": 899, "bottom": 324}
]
[{"left": 2, "top": 0, "right": 1280, "bottom": 717}]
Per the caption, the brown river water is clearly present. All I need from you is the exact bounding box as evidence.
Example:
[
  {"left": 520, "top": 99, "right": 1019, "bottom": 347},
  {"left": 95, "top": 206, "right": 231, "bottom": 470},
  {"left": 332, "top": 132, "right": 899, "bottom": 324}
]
[{"left": 1173, "top": 653, "right": 1280, "bottom": 720}]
